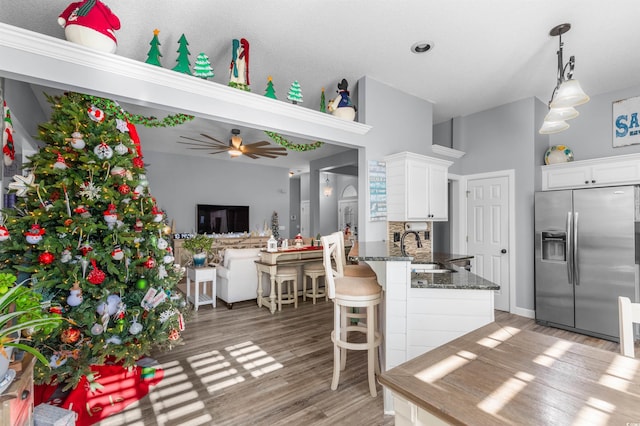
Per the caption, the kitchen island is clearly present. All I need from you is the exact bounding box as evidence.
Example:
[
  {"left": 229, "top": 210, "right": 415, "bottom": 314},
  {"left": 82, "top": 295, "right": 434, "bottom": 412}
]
[{"left": 348, "top": 241, "right": 499, "bottom": 413}]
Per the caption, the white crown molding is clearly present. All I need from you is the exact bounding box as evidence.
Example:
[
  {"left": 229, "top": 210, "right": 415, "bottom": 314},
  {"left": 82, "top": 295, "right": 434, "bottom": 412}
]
[
  {"left": 431, "top": 144, "right": 466, "bottom": 159},
  {"left": 0, "top": 23, "right": 371, "bottom": 146}
]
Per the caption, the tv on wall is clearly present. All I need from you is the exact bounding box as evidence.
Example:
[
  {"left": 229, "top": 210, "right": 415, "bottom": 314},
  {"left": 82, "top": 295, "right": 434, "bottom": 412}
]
[{"left": 196, "top": 204, "right": 250, "bottom": 234}]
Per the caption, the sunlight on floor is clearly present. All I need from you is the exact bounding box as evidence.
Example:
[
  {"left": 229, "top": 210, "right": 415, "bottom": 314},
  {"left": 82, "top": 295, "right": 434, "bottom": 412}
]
[
  {"left": 598, "top": 353, "right": 639, "bottom": 392},
  {"left": 415, "top": 350, "right": 477, "bottom": 384},
  {"left": 476, "top": 326, "right": 519, "bottom": 348},
  {"left": 225, "top": 340, "right": 283, "bottom": 378},
  {"left": 533, "top": 340, "right": 572, "bottom": 367},
  {"left": 477, "top": 371, "right": 533, "bottom": 415},
  {"left": 573, "top": 397, "right": 614, "bottom": 425}
]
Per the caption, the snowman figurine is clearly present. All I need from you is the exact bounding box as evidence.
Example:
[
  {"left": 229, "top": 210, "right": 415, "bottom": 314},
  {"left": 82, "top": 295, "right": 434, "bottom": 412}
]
[
  {"left": 24, "top": 224, "right": 45, "bottom": 244},
  {"left": 58, "top": 0, "right": 121, "bottom": 53},
  {"left": 0, "top": 226, "right": 9, "bottom": 242}
]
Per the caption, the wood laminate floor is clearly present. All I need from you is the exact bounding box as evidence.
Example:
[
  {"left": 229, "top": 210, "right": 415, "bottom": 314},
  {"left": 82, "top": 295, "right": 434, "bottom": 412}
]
[{"left": 97, "top": 295, "right": 626, "bottom": 426}]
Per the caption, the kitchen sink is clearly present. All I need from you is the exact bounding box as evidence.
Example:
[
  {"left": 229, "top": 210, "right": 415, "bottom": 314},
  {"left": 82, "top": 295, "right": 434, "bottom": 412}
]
[{"left": 411, "top": 263, "right": 456, "bottom": 273}]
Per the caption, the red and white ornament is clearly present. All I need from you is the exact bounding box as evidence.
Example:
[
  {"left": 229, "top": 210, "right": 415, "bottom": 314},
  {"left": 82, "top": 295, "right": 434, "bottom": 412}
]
[
  {"left": 80, "top": 242, "right": 93, "bottom": 257},
  {"left": 0, "top": 226, "right": 10, "bottom": 242},
  {"left": 103, "top": 203, "right": 118, "bottom": 224},
  {"left": 69, "top": 131, "right": 86, "bottom": 149},
  {"left": 157, "top": 238, "right": 168, "bottom": 250},
  {"left": 24, "top": 224, "right": 45, "bottom": 244},
  {"left": 94, "top": 142, "right": 113, "bottom": 159},
  {"left": 133, "top": 156, "right": 144, "bottom": 169},
  {"left": 143, "top": 256, "right": 156, "bottom": 269},
  {"left": 110, "top": 166, "right": 127, "bottom": 177},
  {"left": 111, "top": 245, "right": 124, "bottom": 261},
  {"left": 87, "top": 105, "right": 105, "bottom": 122},
  {"left": 60, "top": 248, "right": 72, "bottom": 263},
  {"left": 38, "top": 251, "right": 55, "bottom": 265},
  {"left": 60, "top": 327, "right": 81, "bottom": 344},
  {"left": 168, "top": 329, "right": 180, "bottom": 341},
  {"left": 134, "top": 218, "right": 143, "bottom": 232},
  {"left": 53, "top": 152, "right": 67, "bottom": 169},
  {"left": 152, "top": 206, "right": 164, "bottom": 223},
  {"left": 117, "top": 183, "right": 130, "bottom": 195}
]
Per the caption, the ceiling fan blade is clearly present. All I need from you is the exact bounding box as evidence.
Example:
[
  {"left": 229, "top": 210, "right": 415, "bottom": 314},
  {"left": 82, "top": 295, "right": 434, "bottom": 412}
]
[
  {"left": 242, "top": 140, "right": 272, "bottom": 148},
  {"left": 178, "top": 136, "right": 227, "bottom": 148},
  {"left": 200, "top": 134, "right": 226, "bottom": 145},
  {"left": 242, "top": 152, "right": 259, "bottom": 159}
]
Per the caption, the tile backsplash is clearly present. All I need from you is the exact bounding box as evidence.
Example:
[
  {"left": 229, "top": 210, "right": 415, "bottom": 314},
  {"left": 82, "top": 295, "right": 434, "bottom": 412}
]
[{"left": 387, "top": 221, "right": 432, "bottom": 260}]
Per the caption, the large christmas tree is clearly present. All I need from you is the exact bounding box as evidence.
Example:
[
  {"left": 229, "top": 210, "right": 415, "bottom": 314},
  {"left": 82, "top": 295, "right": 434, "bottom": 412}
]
[{"left": 0, "top": 92, "right": 187, "bottom": 389}]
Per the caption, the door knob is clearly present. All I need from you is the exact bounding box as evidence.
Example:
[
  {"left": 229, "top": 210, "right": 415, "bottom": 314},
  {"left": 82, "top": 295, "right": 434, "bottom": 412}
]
[{"left": 501, "top": 249, "right": 507, "bottom": 254}]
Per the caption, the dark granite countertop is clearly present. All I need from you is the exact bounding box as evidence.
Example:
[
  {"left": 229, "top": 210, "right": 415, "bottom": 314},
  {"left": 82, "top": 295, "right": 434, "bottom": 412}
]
[
  {"left": 348, "top": 241, "right": 498, "bottom": 291},
  {"left": 411, "top": 264, "right": 500, "bottom": 290}
]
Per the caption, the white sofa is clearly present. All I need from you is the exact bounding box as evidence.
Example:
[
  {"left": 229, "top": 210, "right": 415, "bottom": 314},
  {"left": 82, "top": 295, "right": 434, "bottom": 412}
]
[{"left": 216, "top": 248, "right": 265, "bottom": 308}]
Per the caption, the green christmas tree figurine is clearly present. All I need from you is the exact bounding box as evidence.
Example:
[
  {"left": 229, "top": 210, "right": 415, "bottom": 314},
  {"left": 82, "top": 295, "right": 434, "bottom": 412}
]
[
  {"left": 264, "top": 76, "right": 277, "bottom": 99},
  {"left": 193, "top": 52, "right": 214, "bottom": 79},
  {"left": 320, "top": 87, "right": 326, "bottom": 112},
  {"left": 287, "top": 80, "right": 303, "bottom": 104},
  {"left": 145, "top": 29, "right": 163, "bottom": 67},
  {"left": 172, "top": 34, "right": 192, "bottom": 75},
  {"left": 0, "top": 92, "right": 188, "bottom": 389}
]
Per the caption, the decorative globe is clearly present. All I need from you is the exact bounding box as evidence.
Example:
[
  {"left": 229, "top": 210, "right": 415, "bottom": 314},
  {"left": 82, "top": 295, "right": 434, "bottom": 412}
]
[{"left": 544, "top": 145, "right": 574, "bottom": 165}]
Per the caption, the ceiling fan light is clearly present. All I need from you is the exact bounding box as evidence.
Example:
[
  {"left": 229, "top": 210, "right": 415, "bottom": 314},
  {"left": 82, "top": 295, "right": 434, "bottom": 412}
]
[
  {"left": 550, "top": 79, "right": 590, "bottom": 108},
  {"left": 539, "top": 119, "right": 570, "bottom": 134},
  {"left": 228, "top": 149, "right": 242, "bottom": 157},
  {"left": 231, "top": 134, "right": 243, "bottom": 149},
  {"left": 544, "top": 106, "right": 579, "bottom": 122}
]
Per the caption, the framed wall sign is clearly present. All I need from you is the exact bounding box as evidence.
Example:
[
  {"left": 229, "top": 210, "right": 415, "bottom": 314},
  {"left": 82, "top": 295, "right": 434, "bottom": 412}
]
[
  {"left": 368, "top": 160, "right": 386, "bottom": 221},
  {"left": 613, "top": 95, "right": 640, "bottom": 147}
]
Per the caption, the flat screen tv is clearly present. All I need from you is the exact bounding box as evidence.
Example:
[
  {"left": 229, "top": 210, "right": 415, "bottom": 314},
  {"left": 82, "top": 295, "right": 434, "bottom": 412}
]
[{"left": 196, "top": 204, "right": 250, "bottom": 234}]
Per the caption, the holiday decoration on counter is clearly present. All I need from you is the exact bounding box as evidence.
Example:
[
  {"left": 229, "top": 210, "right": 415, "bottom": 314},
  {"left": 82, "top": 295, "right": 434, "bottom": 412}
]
[
  {"left": 145, "top": 29, "right": 163, "bottom": 67},
  {"left": 3, "top": 101, "right": 15, "bottom": 166},
  {"left": 264, "top": 76, "right": 277, "bottom": 99},
  {"left": 229, "top": 38, "right": 250, "bottom": 91},
  {"left": 0, "top": 91, "right": 186, "bottom": 391},
  {"left": 193, "top": 53, "right": 214, "bottom": 79},
  {"left": 58, "top": 0, "right": 121, "bottom": 53},
  {"left": 171, "top": 34, "right": 192, "bottom": 75},
  {"left": 328, "top": 78, "right": 357, "bottom": 121},
  {"left": 287, "top": 81, "right": 303, "bottom": 104}
]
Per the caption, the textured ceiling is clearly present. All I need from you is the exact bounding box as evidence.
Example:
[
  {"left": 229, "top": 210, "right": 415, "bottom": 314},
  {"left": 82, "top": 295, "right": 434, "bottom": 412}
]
[{"left": 2, "top": 0, "right": 640, "bottom": 171}]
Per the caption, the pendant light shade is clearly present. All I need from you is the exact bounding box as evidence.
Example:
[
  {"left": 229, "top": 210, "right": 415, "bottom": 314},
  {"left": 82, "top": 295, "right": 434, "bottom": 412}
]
[
  {"left": 550, "top": 79, "right": 590, "bottom": 108},
  {"left": 539, "top": 120, "right": 570, "bottom": 135},
  {"left": 538, "top": 23, "right": 589, "bottom": 135},
  {"left": 544, "top": 106, "right": 579, "bottom": 122}
]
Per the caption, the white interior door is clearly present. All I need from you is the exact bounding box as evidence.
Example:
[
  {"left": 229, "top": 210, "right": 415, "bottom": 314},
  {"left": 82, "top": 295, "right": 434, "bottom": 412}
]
[
  {"left": 338, "top": 199, "right": 358, "bottom": 234},
  {"left": 300, "top": 200, "right": 310, "bottom": 237},
  {"left": 466, "top": 176, "right": 510, "bottom": 311}
]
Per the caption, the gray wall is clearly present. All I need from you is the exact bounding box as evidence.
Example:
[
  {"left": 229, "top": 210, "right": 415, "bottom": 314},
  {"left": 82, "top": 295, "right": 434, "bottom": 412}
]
[
  {"left": 453, "top": 97, "right": 546, "bottom": 311},
  {"left": 550, "top": 84, "right": 640, "bottom": 160},
  {"left": 144, "top": 151, "right": 291, "bottom": 235},
  {"left": 357, "top": 76, "right": 437, "bottom": 241}
]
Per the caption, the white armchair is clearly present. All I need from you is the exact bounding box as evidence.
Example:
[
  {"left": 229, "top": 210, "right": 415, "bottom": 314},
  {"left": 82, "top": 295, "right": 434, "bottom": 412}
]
[{"left": 216, "top": 248, "right": 264, "bottom": 308}]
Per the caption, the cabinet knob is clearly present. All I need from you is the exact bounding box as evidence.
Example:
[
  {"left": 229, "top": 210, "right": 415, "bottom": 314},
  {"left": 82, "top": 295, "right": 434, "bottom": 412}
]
[
  {"left": 501, "top": 249, "right": 507, "bottom": 254},
  {"left": 21, "top": 390, "right": 29, "bottom": 400},
  {"left": 584, "top": 181, "right": 589, "bottom": 184},
  {"left": 591, "top": 180, "right": 596, "bottom": 183}
]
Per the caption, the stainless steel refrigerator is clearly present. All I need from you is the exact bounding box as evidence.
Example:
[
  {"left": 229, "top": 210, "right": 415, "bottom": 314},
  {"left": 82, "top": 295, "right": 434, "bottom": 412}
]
[{"left": 535, "top": 185, "right": 639, "bottom": 341}]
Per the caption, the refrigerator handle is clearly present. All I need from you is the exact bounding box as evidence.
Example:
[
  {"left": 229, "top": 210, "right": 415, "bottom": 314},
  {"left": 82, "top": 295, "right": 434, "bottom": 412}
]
[
  {"left": 567, "top": 211, "right": 573, "bottom": 284},
  {"left": 574, "top": 212, "right": 580, "bottom": 286}
]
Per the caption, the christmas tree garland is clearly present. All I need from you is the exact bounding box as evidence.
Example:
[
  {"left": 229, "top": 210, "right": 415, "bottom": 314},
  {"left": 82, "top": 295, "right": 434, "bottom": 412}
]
[
  {"left": 265, "top": 131, "right": 324, "bottom": 152},
  {"left": 82, "top": 95, "right": 194, "bottom": 127}
]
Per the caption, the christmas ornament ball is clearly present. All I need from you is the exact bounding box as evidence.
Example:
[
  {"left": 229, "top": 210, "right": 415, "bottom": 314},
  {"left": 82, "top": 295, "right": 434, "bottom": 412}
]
[
  {"left": 136, "top": 277, "right": 148, "bottom": 290},
  {"left": 38, "top": 251, "right": 55, "bottom": 265},
  {"left": 61, "top": 327, "right": 81, "bottom": 344}
]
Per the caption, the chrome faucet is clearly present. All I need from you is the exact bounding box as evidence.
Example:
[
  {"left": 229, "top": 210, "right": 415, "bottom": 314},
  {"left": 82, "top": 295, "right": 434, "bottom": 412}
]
[{"left": 400, "top": 230, "right": 423, "bottom": 257}]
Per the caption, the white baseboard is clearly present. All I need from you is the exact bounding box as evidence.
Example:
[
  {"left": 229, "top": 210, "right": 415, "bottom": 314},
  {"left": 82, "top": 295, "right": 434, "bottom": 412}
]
[{"left": 511, "top": 306, "right": 535, "bottom": 319}]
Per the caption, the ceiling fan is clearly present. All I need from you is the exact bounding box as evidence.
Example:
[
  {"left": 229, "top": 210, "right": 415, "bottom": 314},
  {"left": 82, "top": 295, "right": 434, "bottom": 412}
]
[{"left": 178, "top": 128, "right": 288, "bottom": 159}]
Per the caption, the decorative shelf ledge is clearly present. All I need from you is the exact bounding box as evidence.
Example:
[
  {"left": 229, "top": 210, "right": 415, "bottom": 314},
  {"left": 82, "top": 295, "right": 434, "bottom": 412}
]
[
  {"left": 431, "top": 144, "right": 465, "bottom": 159},
  {"left": 0, "top": 23, "right": 371, "bottom": 146}
]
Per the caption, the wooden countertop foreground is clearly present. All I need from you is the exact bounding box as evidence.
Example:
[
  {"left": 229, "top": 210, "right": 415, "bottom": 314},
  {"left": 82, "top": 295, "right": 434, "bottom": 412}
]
[{"left": 379, "top": 322, "right": 640, "bottom": 425}]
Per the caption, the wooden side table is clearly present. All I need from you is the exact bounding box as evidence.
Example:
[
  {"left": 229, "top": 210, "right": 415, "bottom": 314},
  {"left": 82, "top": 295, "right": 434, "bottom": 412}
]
[
  {"left": 0, "top": 353, "right": 35, "bottom": 426},
  {"left": 186, "top": 266, "right": 217, "bottom": 310}
]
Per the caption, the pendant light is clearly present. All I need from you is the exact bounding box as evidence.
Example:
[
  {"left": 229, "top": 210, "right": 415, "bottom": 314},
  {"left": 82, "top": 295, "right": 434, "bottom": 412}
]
[{"left": 539, "top": 23, "right": 589, "bottom": 135}]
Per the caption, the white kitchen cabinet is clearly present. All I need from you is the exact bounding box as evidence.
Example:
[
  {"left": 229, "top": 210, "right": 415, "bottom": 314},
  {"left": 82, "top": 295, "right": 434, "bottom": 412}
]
[
  {"left": 542, "top": 153, "right": 640, "bottom": 190},
  {"left": 385, "top": 152, "right": 452, "bottom": 221}
]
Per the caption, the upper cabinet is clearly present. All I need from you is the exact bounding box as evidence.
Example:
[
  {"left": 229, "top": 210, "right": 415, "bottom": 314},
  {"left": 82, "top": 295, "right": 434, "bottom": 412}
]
[
  {"left": 385, "top": 152, "right": 453, "bottom": 221},
  {"left": 541, "top": 153, "right": 640, "bottom": 191}
]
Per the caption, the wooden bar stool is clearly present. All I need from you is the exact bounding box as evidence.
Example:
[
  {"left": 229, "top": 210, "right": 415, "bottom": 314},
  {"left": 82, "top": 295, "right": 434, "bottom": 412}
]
[
  {"left": 303, "top": 262, "right": 326, "bottom": 303},
  {"left": 275, "top": 266, "right": 298, "bottom": 311},
  {"left": 338, "top": 232, "right": 376, "bottom": 279},
  {"left": 321, "top": 232, "right": 382, "bottom": 397}
]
